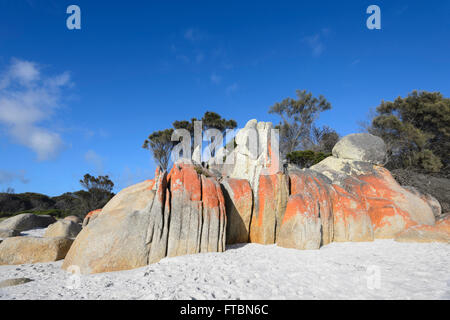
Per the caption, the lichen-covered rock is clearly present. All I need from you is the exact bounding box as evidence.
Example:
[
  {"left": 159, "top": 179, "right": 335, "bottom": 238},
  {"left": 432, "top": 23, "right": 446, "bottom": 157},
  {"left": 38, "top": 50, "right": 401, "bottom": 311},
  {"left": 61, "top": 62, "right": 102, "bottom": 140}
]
[
  {"left": 288, "top": 169, "right": 334, "bottom": 245},
  {"left": 0, "top": 237, "right": 73, "bottom": 265},
  {"left": 167, "top": 163, "right": 226, "bottom": 256},
  {"left": 0, "top": 214, "right": 56, "bottom": 232},
  {"left": 63, "top": 163, "right": 227, "bottom": 274},
  {"left": 332, "top": 133, "right": 386, "bottom": 165},
  {"left": 221, "top": 178, "right": 253, "bottom": 244},
  {"left": 44, "top": 220, "right": 82, "bottom": 238},
  {"left": 250, "top": 172, "right": 288, "bottom": 245},
  {"left": 331, "top": 178, "right": 374, "bottom": 242},
  {"left": 311, "top": 155, "right": 435, "bottom": 238},
  {"left": 277, "top": 194, "right": 322, "bottom": 250},
  {"left": 395, "top": 215, "right": 450, "bottom": 243},
  {"left": 82, "top": 209, "right": 102, "bottom": 227}
]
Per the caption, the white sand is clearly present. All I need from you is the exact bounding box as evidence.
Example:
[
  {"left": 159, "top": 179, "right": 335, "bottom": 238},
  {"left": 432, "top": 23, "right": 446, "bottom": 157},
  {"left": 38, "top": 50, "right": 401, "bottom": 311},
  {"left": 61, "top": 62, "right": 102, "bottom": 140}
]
[{"left": 0, "top": 235, "right": 449, "bottom": 300}]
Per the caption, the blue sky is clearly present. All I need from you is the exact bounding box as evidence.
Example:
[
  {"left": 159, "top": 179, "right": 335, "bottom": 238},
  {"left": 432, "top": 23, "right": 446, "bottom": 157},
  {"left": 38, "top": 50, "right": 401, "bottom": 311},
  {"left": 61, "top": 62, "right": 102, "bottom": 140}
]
[{"left": 0, "top": 0, "right": 449, "bottom": 196}]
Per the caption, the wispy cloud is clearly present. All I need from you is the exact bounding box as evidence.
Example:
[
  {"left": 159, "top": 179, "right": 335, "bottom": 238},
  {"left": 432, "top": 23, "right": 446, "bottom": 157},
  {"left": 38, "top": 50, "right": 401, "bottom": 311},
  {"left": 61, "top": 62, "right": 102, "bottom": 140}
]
[
  {"left": 0, "top": 169, "right": 29, "bottom": 185},
  {"left": 84, "top": 150, "right": 104, "bottom": 174},
  {"left": 183, "top": 28, "right": 205, "bottom": 42},
  {"left": 303, "top": 28, "right": 331, "bottom": 57},
  {"left": 210, "top": 73, "right": 221, "bottom": 84},
  {"left": 226, "top": 82, "right": 238, "bottom": 94},
  {"left": 0, "top": 58, "right": 71, "bottom": 160}
]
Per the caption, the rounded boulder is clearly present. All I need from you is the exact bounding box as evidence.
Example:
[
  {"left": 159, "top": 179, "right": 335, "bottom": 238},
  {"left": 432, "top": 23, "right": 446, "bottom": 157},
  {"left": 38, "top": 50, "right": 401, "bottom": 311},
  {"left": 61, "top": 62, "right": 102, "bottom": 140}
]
[{"left": 332, "top": 133, "right": 386, "bottom": 165}]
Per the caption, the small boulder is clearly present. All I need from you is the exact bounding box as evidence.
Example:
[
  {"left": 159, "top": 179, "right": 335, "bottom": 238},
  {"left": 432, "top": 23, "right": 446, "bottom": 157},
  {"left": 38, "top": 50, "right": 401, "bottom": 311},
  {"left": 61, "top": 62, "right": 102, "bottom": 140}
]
[
  {"left": 44, "top": 220, "right": 82, "bottom": 238},
  {"left": 0, "top": 278, "right": 33, "bottom": 288},
  {"left": 64, "top": 215, "right": 82, "bottom": 224},
  {"left": 0, "top": 214, "right": 56, "bottom": 232},
  {"left": 332, "top": 133, "right": 386, "bottom": 165},
  {"left": 0, "top": 237, "right": 73, "bottom": 265},
  {"left": 0, "top": 229, "right": 21, "bottom": 238}
]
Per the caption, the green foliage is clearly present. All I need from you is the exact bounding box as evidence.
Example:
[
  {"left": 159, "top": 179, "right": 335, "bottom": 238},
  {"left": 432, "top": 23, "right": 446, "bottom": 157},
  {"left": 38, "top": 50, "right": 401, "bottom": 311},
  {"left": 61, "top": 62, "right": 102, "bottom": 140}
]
[
  {"left": 286, "top": 150, "right": 331, "bottom": 168},
  {"left": 142, "top": 128, "right": 175, "bottom": 170},
  {"left": 77, "top": 174, "right": 115, "bottom": 213},
  {"left": 369, "top": 90, "right": 450, "bottom": 173},
  {"left": 269, "top": 90, "right": 332, "bottom": 156},
  {"left": 0, "top": 209, "right": 63, "bottom": 219},
  {"left": 144, "top": 111, "right": 237, "bottom": 170}
]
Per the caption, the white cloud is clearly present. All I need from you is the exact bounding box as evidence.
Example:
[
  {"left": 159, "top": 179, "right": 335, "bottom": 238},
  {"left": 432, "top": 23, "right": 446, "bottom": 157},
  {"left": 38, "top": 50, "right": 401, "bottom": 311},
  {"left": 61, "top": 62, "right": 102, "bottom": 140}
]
[
  {"left": 0, "top": 58, "right": 71, "bottom": 160},
  {"left": 0, "top": 169, "right": 29, "bottom": 185},
  {"left": 84, "top": 150, "right": 104, "bottom": 174},
  {"left": 303, "top": 29, "right": 331, "bottom": 57}
]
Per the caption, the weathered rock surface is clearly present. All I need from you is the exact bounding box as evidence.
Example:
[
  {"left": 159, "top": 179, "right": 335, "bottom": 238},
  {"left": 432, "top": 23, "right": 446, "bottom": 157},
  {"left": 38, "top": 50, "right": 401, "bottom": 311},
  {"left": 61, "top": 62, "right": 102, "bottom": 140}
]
[
  {"left": 395, "top": 215, "right": 450, "bottom": 243},
  {"left": 332, "top": 133, "right": 386, "bottom": 165},
  {"left": 0, "top": 229, "right": 21, "bottom": 238},
  {"left": 0, "top": 278, "right": 33, "bottom": 288},
  {"left": 403, "top": 186, "right": 442, "bottom": 218},
  {"left": 63, "top": 163, "right": 227, "bottom": 274},
  {"left": 64, "top": 215, "right": 82, "bottom": 224},
  {"left": 82, "top": 209, "right": 102, "bottom": 227},
  {"left": 331, "top": 178, "right": 374, "bottom": 242},
  {"left": 227, "top": 120, "right": 279, "bottom": 191},
  {"left": 0, "top": 237, "right": 73, "bottom": 265},
  {"left": 250, "top": 172, "right": 288, "bottom": 245},
  {"left": 166, "top": 163, "right": 226, "bottom": 257},
  {"left": 44, "top": 220, "right": 82, "bottom": 238},
  {"left": 311, "top": 156, "right": 435, "bottom": 238},
  {"left": 63, "top": 173, "right": 167, "bottom": 274},
  {"left": 221, "top": 178, "right": 253, "bottom": 244},
  {"left": 0, "top": 214, "right": 56, "bottom": 232}
]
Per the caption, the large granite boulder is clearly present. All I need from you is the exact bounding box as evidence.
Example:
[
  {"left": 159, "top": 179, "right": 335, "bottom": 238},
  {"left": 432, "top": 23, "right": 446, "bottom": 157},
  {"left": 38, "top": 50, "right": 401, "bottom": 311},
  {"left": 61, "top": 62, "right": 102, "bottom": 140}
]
[
  {"left": 0, "top": 214, "right": 56, "bottom": 232},
  {"left": 82, "top": 209, "right": 101, "bottom": 227},
  {"left": 221, "top": 178, "right": 253, "bottom": 244},
  {"left": 0, "top": 237, "right": 73, "bottom": 265},
  {"left": 311, "top": 154, "right": 435, "bottom": 238},
  {"left": 332, "top": 133, "right": 386, "bottom": 165},
  {"left": 44, "top": 220, "right": 82, "bottom": 238},
  {"left": 62, "top": 163, "right": 226, "bottom": 274}
]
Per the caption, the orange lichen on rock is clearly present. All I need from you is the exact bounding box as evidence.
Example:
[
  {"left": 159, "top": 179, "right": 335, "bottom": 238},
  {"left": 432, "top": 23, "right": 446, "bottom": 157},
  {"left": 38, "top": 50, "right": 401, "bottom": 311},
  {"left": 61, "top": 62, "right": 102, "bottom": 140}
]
[
  {"left": 281, "top": 170, "right": 334, "bottom": 246},
  {"left": 249, "top": 173, "right": 288, "bottom": 245},
  {"left": 277, "top": 193, "right": 321, "bottom": 250},
  {"left": 222, "top": 178, "right": 253, "bottom": 244},
  {"left": 395, "top": 215, "right": 450, "bottom": 243},
  {"left": 331, "top": 181, "right": 373, "bottom": 242},
  {"left": 357, "top": 167, "right": 433, "bottom": 238}
]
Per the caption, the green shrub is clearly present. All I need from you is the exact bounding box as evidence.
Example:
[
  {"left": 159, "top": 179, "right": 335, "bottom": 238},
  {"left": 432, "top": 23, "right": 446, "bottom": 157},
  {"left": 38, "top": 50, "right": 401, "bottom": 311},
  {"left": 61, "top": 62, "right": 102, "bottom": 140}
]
[{"left": 286, "top": 150, "right": 331, "bottom": 168}]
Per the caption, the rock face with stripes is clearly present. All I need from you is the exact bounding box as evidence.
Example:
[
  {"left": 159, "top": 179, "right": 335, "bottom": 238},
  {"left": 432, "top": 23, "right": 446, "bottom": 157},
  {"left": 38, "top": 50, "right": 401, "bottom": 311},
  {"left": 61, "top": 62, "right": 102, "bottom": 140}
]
[
  {"left": 62, "top": 162, "right": 226, "bottom": 274},
  {"left": 250, "top": 172, "right": 289, "bottom": 245},
  {"left": 221, "top": 178, "right": 253, "bottom": 244},
  {"left": 277, "top": 170, "right": 335, "bottom": 250}
]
